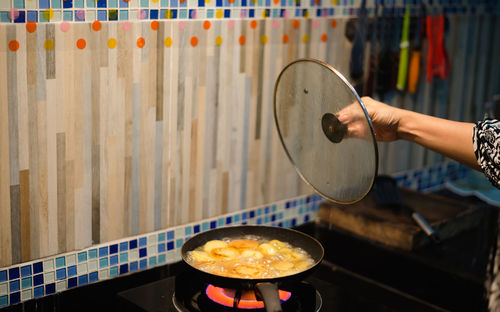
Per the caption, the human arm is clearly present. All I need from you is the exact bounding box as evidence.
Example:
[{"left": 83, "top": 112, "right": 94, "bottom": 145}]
[{"left": 338, "top": 96, "right": 480, "bottom": 171}]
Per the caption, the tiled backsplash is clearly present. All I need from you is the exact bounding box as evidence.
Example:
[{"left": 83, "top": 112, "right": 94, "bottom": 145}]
[
  {"left": 0, "top": 160, "right": 468, "bottom": 308},
  {"left": 0, "top": 192, "right": 322, "bottom": 307}
]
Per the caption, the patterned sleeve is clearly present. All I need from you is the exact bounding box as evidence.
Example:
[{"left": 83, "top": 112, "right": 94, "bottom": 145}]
[{"left": 473, "top": 119, "right": 500, "bottom": 188}]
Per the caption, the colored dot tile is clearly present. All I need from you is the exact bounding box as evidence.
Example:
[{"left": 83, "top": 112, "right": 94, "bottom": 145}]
[
  {"left": 184, "top": 227, "right": 192, "bottom": 236},
  {"left": 0, "top": 271, "right": 6, "bottom": 283},
  {"left": 158, "top": 233, "right": 165, "bottom": 242},
  {"left": 217, "top": 218, "right": 224, "bottom": 226},
  {"left": 78, "top": 274, "right": 88, "bottom": 286},
  {"left": 226, "top": 216, "right": 232, "bottom": 224},
  {"left": 20, "top": 265, "right": 31, "bottom": 278},
  {"left": 34, "top": 286, "right": 44, "bottom": 298},
  {"left": 210, "top": 221, "right": 216, "bottom": 229},
  {"left": 119, "top": 9, "right": 128, "bottom": 20},
  {"left": 45, "top": 283, "right": 55, "bottom": 295},
  {"left": 10, "top": 292, "right": 20, "bottom": 305},
  {"left": 52, "top": 0, "right": 61, "bottom": 8},
  {"left": 193, "top": 225, "right": 200, "bottom": 234},
  {"left": 56, "top": 268, "right": 66, "bottom": 280},
  {"left": 148, "top": 246, "right": 156, "bottom": 256},
  {"left": 234, "top": 214, "right": 240, "bottom": 223},
  {"left": 67, "top": 277, "right": 77, "bottom": 289},
  {"left": 0, "top": 283, "right": 6, "bottom": 296},
  {"left": 148, "top": 234, "right": 157, "bottom": 245},
  {"left": 10, "top": 280, "right": 20, "bottom": 292},
  {"left": 21, "top": 277, "right": 32, "bottom": 289},
  {"left": 89, "top": 271, "right": 98, "bottom": 283},
  {"left": 139, "top": 237, "right": 147, "bottom": 247},
  {"left": 176, "top": 239, "right": 183, "bottom": 249},
  {"left": 98, "top": 269, "right": 108, "bottom": 281},
  {"left": 9, "top": 268, "right": 20, "bottom": 280}
]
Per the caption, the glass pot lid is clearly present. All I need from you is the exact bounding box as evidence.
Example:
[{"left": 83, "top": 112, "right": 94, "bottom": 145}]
[{"left": 273, "top": 58, "right": 378, "bottom": 204}]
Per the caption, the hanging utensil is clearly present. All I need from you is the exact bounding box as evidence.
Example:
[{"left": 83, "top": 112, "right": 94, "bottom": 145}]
[
  {"left": 364, "top": 0, "right": 379, "bottom": 97},
  {"left": 349, "top": 0, "right": 367, "bottom": 94},
  {"left": 376, "top": 3, "right": 391, "bottom": 99},
  {"left": 396, "top": 5, "right": 411, "bottom": 91},
  {"left": 408, "top": 4, "right": 425, "bottom": 94},
  {"left": 426, "top": 13, "right": 450, "bottom": 82},
  {"left": 390, "top": 5, "right": 402, "bottom": 91}
]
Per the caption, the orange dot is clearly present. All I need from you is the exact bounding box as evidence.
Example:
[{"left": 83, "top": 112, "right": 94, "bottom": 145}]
[
  {"left": 203, "top": 20, "right": 211, "bottom": 30},
  {"left": 273, "top": 0, "right": 279, "bottom": 3},
  {"left": 92, "top": 20, "right": 101, "bottom": 31},
  {"left": 228, "top": 0, "right": 235, "bottom": 3},
  {"left": 26, "top": 21, "right": 37, "bottom": 33},
  {"left": 282, "top": 34, "right": 289, "bottom": 44},
  {"left": 76, "top": 38, "right": 86, "bottom": 49},
  {"left": 180, "top": 0, "right": 186, "bottom": 2},
  {"left": 151, "top": 21, "right": 159, "bottom": 30},
  {"left": 250, "top": 20, "right": 257, "bottom": 29},
  {"left": 137, "top": 37, "right": 145, "bottom": 48},
  {"left": 123, "top": 0, "right": 130, "bottom": 2},
  {"left": 238, "top": 35, "right": 245, "bottom": 45},
  {"left": 8, "top": 40, "right": 19, "bottom": 51},
  {"left": 321, "top": 33, "right": 327, "bottom": 42},
  {"left": 190, "top": 36, "right": 198, "bottom": 47},
  {"left": 293, "top": 19, "right": 300, "bottom": 29},
  {"left": 331, "top": 19, "right": 337, "bottom": 28}
]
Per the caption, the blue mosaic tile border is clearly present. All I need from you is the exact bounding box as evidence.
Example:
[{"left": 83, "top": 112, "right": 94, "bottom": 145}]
[
  {"left": 0, "top": 192, "right": 323, "bottom": 308},
  {"left": 392, "top": 160, "right": 468, "bottom": 191},
  {"left": 0, "top": 0, "right": 498, "bottom": 23}
]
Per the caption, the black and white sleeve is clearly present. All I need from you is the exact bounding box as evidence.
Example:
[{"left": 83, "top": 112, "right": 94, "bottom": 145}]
[{"left": 473, "top": 119, "right": 500, "bottom": 189}]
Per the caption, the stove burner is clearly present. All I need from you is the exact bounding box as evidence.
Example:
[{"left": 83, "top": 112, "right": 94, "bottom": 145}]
[{"left": 205, "top": 284, "right": 292, "bottom": 309}]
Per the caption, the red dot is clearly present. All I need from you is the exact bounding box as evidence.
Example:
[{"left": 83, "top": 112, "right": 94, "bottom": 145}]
[
  {"left": 76, "top": 38, "right": 86, "bottom": 49},
  {"left": 92, "top": 21, "right": 101, "bottom": 31},
  {"left": 190, "top": 36, "right": 198, "bottom": 47},
  {"left": 151, "top": 20, "right": 159, "bottom": 30},
  {"left": 137, "top": 37, "right": 145, "bottom": 48},
  {"left": 331, "top": 19, "right": 337, "bottom": 28},
  {"left": 9, "top": 40, "right": 19, "bottom": 51},
  {"left": 203, "top": 20, "right": 211, "bottom": 30},
  {"left": 239, "top": 35, "right": 246, "bottom": 45},
  {"left": 250, "top": 20, "right": 257, "bottom": 29},
  {"left": 26, "top": 21, "right": 37, "bottom": 33},
  {"left": 293, "top": 20, "right": 300, "bottom": 29},
  {"left": 321, "top": 33, "right": 327, "bottom": 42},
  {"left": 282, "top": 34, "right": 289, "bottom": 44}
]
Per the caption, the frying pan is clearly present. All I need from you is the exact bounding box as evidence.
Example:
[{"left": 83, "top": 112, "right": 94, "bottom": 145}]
[{"left": 181, "top": 225, "right": 324, "bottom": 312}]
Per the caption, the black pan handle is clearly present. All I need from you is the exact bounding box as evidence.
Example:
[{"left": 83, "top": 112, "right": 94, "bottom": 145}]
[{"left": 255, "top": 282, "right": 282, "bottom": 312}]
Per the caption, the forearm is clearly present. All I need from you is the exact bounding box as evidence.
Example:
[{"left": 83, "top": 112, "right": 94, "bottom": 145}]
[{"left": 397, "top": 109, "right": 480, "bottom": 170}]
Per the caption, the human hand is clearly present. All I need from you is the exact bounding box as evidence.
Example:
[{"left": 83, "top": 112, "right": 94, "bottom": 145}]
[{"left": 337, "top": 96, "right": 401, "bottom": 142}]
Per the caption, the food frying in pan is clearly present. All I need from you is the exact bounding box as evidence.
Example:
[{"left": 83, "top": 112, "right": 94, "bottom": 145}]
[{"left": 186, "top": 237, "right": 315, "bottom": 279}]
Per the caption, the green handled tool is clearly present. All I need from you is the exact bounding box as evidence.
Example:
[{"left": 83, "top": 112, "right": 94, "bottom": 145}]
[{"left": 396, "top": 5, "right": 411, "bottom": 91}]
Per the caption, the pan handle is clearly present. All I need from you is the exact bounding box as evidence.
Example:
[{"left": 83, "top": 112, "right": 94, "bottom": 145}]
[{"left": 255, "top": 282, "right": 282, "bottom": 312}]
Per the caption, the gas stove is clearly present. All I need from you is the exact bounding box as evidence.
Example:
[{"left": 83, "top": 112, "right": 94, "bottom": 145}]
[{"left": 117, "top": 258, "right": 445, "bottom": 312}]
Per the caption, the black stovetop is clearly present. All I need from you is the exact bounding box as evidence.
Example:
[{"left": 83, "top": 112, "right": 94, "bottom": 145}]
[{"left": 116, "top": 258, "right": 446, "bottom": 312}]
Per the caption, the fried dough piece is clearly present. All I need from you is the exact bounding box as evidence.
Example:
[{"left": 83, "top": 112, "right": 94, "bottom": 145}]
[
  {"left": 203, "top": 240, "right": 228, "bottom": 253},
  {"left": 210, "top": 247, "right": 239, "bottom": 260},
  {"left": 240, "top": 249, "right": 264, "bottom": 259},
  {"left": 228, "top": 239, "right": 259, "bottom": 250},
  {"left": 272, "top": 261, "right": 294, "bottom": 271},
  {"left": 258, "top": 243, "right": 277, "bottom": 256},
  {"left": 191, "top": 250, "right": 214, "bottom": 262},
  {"left": 233, "top": 264, "right": 264, "bottom": 277}
]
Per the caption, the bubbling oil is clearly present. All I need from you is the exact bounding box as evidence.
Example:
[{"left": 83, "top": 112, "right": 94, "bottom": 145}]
[{"left": 186, "top": 235, "right": 315, "bottom": 279}]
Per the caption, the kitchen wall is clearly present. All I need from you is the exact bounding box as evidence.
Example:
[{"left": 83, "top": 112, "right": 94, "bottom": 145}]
[{"left": 0, "top": 0, "right": 499, "bottom": 306}]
